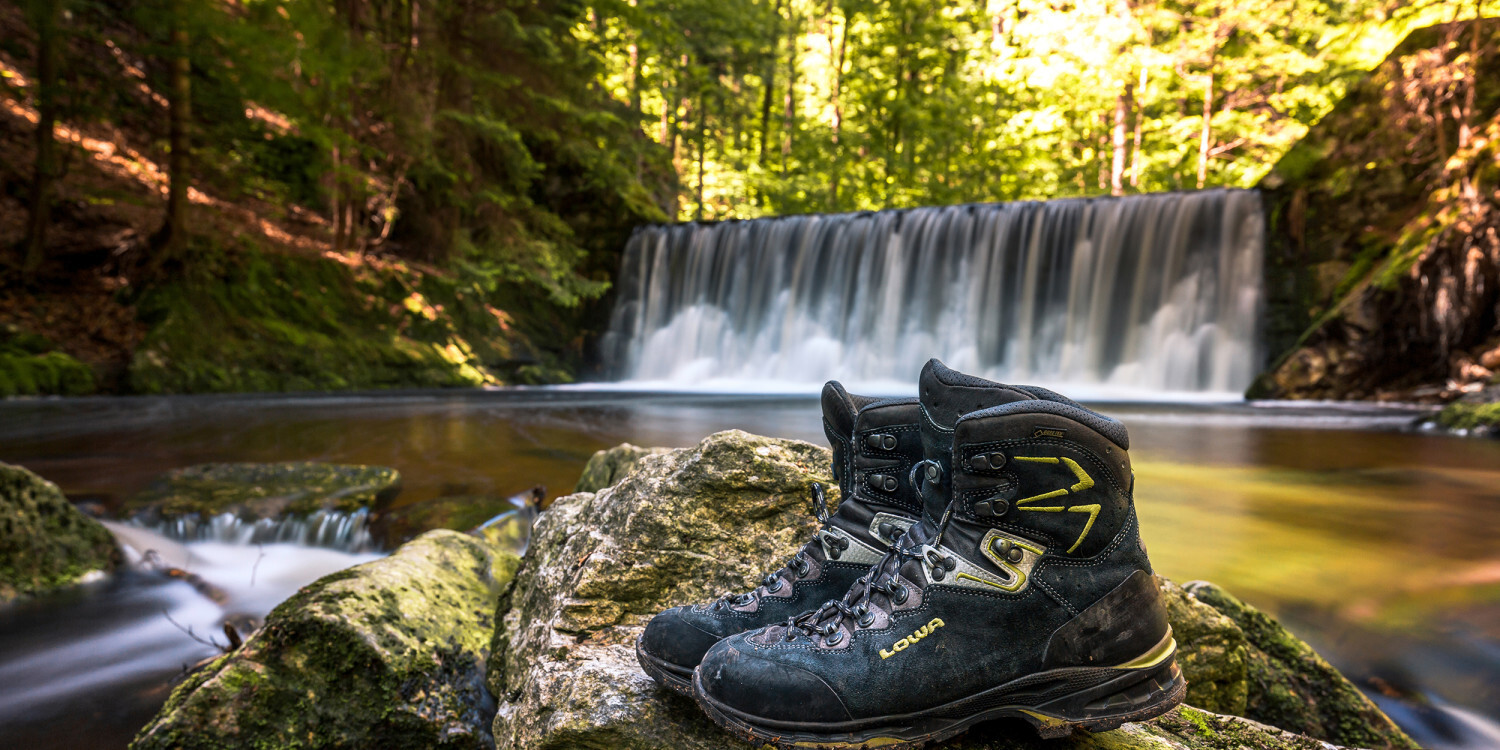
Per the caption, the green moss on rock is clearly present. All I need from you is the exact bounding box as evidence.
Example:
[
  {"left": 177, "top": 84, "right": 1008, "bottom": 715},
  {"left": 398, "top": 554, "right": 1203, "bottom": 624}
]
[
  {"left": 0, "top": 462, "right": 121, "bottom": 604},
  {"left": 1183, "top": 581, "right": 1417, "bottom": 749},
  {"left": 1436, "top": 398, "right": 1500, "bottom": 434},
  {"left": 131, "top": 530, "right": 520, "bottom": 750},
  {"left": 126, "top": 247, "right": 569, "bottom": 394},
  {"left": 1158, "top": 578, "right": 1249, "bottom": 716},
  {"left": 574, "top": 443, "right": 671, "bottom": 493},
  {"left": 122, "top": 461, "right": 402, "bottom": 523},
  {"left": 0, "top": 327, "right": 96, "bottom": 397}
]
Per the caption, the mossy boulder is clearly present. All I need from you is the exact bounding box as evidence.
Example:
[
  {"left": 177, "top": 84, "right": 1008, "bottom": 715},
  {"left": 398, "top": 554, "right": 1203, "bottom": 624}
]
[
  {"left": 0, "top": 462, "right": 121, "bottom": 604},
  {"left": 1183, "top": 581, "right": 1417, "bottom": 749},
  {"left": 1433, "top": 387, "right": 1500, "bottom": 437},
  {"left": 372, "top": 494, "right": 526, "bottom": 550},
  {"left": 574, "top": 443, "right": 671, "bottom": 493},
  {"left": 488, "top": 432, "right": 1413, "bottom": 749},
  {"left": 0, "top": 326, "right": 96, "bottom": 397},
  {"left": 131, "top": 530, "right": 520, "bottom": 750},
  {"left": 1159, "top": 578, "right": 1249, "bottom": 716},
  {"left": 122, "top": 462, "right": 402, "bottom": 523}
]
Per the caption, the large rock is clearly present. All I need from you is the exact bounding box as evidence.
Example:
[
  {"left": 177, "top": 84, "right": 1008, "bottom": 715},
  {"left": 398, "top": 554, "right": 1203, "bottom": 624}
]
[
  {"left": 132, "top": 530, "right": 519, "bottom": 749},
  {"left": 489, "top": 433, "right": 1415, "bottom": 749},
  {"left": 573, "top": 443, "right": 671, "bottom": 493},
  {"left": 122, "top": 461, "right": 402, "bottom": 523},
  {"left": 1183, "top": 582, "right": 1417, "bottom": 750},
  {"left": 0, "top": 462, "right": 121, "bottom": 604}
]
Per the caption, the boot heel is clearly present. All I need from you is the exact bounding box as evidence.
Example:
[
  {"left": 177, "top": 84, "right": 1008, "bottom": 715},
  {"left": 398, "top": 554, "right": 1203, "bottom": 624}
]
[{"left": 1022, "top": 658, "right": 1187, "bottom": 737}]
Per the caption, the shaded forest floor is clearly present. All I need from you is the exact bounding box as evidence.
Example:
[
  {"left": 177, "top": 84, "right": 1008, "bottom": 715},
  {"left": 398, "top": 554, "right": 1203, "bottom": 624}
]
[{"left": 0, "top": 5, "right": 579, "bottom": 396}]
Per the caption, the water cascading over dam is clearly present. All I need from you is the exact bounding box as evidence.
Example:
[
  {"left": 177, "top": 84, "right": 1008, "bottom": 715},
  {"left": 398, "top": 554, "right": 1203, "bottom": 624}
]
[{"left": 602, "top": 189, "right": 1264, "bottom": 396}]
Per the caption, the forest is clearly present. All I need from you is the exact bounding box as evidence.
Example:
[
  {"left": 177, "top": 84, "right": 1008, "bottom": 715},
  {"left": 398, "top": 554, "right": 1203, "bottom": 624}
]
[{"left": 0, "top": 0, "right": 1495, "bottom": 395}]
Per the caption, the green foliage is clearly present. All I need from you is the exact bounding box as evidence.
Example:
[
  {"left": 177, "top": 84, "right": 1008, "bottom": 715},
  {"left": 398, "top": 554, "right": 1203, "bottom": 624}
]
[{"left": 587, "top": 0, "right": 1498, "bottom": 219}]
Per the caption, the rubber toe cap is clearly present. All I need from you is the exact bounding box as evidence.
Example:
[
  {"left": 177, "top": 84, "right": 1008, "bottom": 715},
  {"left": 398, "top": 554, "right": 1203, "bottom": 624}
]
[
  {"left": 639, "top": 606, "right": 724, "bottom": 670},
  {"left": 698, "top": 637, "right": 852, "bottom": 723}
]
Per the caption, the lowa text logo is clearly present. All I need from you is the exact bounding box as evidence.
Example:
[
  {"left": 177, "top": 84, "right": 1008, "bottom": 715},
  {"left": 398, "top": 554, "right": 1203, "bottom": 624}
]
[{"left": 880, "top": 618, "right": 946, "bottom": 659}]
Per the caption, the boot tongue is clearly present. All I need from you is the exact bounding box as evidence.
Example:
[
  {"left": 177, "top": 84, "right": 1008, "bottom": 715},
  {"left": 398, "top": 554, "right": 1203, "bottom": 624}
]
[
  {"left": 916, "top": 359, "right": 1032, "bottom": 525},
  {"left": 821, "top": 381, "right": 860, "bottom": 497}
]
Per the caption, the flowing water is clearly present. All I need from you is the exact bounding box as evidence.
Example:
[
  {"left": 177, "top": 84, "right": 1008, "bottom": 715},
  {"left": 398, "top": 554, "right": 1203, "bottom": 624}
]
[
  {"left": 603, "top": 190, "right": 1263, "bottom": 397},
  {"left": 1, "top": 390, "right": 1499, "bottom": 749}
]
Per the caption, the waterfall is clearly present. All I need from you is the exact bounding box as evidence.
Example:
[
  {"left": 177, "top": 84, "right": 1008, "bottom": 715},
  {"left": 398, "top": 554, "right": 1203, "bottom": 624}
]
[
  {"left": 601, "top": 189, "right": 1265, "bottom": 396},
  {"left": 132, "top": 508, "right": 376, "bottom": 553}
]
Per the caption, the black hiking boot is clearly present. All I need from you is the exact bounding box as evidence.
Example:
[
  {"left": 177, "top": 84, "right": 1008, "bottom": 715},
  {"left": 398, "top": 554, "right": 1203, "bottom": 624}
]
[
  {"left": 635, "top": 382, "right": 924, "bottom": 695},
  {"left": 692, "top": 360, "right": 1184, "bottom": 748}
]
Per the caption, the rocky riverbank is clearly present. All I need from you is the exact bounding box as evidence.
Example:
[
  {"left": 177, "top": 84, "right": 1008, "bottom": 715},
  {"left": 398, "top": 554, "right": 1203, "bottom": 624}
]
[{"left": 114, "top": 431, "right": 1416, "bottom": 749}]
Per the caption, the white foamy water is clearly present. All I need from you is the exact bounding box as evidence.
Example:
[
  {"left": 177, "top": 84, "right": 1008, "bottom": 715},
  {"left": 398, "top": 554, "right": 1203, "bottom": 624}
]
[
  {"left": 601, "top": 189, "right": 1264, "bottom": 395},
  {"left": 0, "top": 528, "right": 380, "bottom": 726}
]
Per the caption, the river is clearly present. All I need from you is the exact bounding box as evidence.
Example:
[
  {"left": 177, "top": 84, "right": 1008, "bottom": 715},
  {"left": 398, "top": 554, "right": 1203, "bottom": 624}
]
[{"left": 1, "top": 389, "right": 1498, "bottom": 748}]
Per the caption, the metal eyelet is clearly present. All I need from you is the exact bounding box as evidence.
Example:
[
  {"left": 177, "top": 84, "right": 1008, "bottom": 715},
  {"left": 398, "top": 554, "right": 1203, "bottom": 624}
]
[
  {"left": 868, "top": 473, "right": 899, "bottom": 492},
  {"left": 857, "top": 608, "right": 875, "bottom": 628},
  {"left": 969, "top": 452, "right": 1007, "bottom": 471},
  {"left": 891, "top": 583, "right": 909, "bottom": 605},
  {"left": 766, "top": 579, "right": 783, "bottom": 593},
  {"left": 865, "top": 433, "right": 898, "bottom": 451},
  {"left": 931, "top": 567, "right": 946, "bottom": 581},
  {"left": 825, "top": 630, "right": 845, "bottom": 646}
]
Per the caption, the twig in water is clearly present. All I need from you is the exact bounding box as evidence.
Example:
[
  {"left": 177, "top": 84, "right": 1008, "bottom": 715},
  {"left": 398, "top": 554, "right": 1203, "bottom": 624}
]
[
  {"left": 163, "top": 609, "right": 227, "bottom": 653},
  {"left": 250, "top": 542, "right": 266, "bottom": 587}
]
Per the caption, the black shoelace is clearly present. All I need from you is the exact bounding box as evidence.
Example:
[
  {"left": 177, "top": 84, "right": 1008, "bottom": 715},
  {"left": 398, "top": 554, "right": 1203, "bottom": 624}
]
[
  {"left": 715, "top": 483, "right": 839, "bottom": 609},
  {"left": 782, "top": 459, "right": 956, "bottom": 642}
]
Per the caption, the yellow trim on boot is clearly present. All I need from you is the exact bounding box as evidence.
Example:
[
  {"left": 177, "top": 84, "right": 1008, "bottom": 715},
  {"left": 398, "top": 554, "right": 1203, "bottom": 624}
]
[{"left": 1115, "top": 628, "right": 1176, "bottom": 670}]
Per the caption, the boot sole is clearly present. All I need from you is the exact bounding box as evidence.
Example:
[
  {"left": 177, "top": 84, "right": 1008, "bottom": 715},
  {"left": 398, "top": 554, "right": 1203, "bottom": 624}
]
[
  {"left": 634, "top": 634, "right": 696, "bottom": 697},
  {"left": 692, "top": 639, "right": 1185, "bottom": 749}
]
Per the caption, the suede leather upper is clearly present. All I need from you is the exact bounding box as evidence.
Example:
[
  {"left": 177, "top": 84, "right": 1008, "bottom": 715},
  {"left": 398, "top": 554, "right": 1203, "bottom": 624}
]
[
  {"left": 695, "top": 361, "right": 1170, "bottom": 725},
  {"left": 638, "top": 382, "right": 923, "bottom": 677}
]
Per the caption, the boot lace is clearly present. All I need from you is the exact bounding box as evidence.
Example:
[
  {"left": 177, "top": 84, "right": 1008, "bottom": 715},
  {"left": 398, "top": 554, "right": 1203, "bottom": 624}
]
[
  {"left": 716, "top": 483, "right": 837, "bottom": 609},
  {"left": 782, "top": 460, "right": 956, "bottom": 643}
]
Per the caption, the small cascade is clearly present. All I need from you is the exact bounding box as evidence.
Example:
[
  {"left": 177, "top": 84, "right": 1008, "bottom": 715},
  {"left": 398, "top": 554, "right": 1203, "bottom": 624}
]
[
  {"left": 602, "top": 189, "right": 1265, "bottom": 396},
  {"left": 135, "top": 508, "right": 376, "bottom": 553}
]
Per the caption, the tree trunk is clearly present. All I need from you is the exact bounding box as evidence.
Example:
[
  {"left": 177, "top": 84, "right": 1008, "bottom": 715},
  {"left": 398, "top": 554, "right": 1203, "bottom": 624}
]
[
  {"left": 21, "top": 0, "right": 61, "bottom": 278},
  {"left": 1130, "top": 68, "right": 1144, "bottom": 188},
  {"left": 1196, "top": 67, "right": 1213, "bottom": 189},
  {"left": 781, "top": 11, "right": 799, "bottom": 174},
  {"left": 1110, "top": 82, "right": 1131, "bottom": 196},
  {"left": 696, "top": 91, "right": 707, "bottom": 221},
  {"left": 628, "top": 41, "right": 642, "bottom": 112},
  {"left": 828, "top": 6, "right": 848, "bottom": 210},
  {"left": 758, "top": 0, "right": 784, "bottom": 165},
  {"left": 156, "top": 8, "right": 192, "bottom": 264}
]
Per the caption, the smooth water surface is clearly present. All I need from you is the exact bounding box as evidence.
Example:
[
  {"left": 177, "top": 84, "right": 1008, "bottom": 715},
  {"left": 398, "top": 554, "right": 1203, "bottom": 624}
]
[{"left": 1, "top": 389, "right": 1498, "bottom": 748}]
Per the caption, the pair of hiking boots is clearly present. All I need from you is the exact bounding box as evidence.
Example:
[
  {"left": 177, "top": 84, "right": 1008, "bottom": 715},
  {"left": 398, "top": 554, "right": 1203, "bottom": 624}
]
[{"left": 635, "top": 360, "right": 1185, "bottom": 749}]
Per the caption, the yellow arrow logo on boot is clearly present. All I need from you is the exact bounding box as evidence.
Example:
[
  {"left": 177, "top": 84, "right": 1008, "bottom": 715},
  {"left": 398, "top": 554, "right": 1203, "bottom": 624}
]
[{"left": 1011, "top": 456, "right": 1100, "bottom": 554}]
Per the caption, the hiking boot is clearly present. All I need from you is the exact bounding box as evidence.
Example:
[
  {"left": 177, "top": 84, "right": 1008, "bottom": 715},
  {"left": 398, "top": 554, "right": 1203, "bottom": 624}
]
[
  {"left": 635, "top": 381, "right": 924, "bottom": 695},
  {"left": 692, "top": 360, "right": 1183, "bottom": 747}
]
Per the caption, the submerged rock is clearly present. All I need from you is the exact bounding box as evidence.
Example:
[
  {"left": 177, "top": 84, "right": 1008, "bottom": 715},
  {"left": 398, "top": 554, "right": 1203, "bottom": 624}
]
[
  {"left": 0, "top": 462, "right": 121, "bottom": 604},
  {"left": 122, "top": 461, "right": 402, "bottom": 523},
  {"left": 1431, "top": 386, "right": 1500, "bottom": 438},
  {"left": 490, "top": 432, "right": 1415, "bottom": 749},
  {"left": 132, "top": 530, "right": 519, "bottom": 750},
  {"left": 573, "top": 443, "right": 671, "bottom": 493}
]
